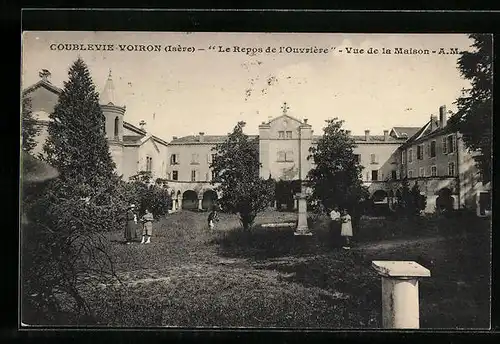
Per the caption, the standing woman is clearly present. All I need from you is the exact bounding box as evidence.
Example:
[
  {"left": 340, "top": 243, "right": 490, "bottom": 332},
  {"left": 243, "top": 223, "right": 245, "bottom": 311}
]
[
  {"left": 340, "top": 208, "right": 353, "bottom": 250},
  {"left": 125, "top": 204, "right": 137, "bottom": 245}
]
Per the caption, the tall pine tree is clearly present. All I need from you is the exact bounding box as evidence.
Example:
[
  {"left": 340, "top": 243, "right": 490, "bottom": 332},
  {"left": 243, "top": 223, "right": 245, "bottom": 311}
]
[
  {"left": 21, "top": 96, "right": 40, "bottom": 153},
  {"left": 44, "top": 58, "right": 116, "bottom": 192},
  {"left": 449, "top": 34, "right": 492, "bottom": 184}
]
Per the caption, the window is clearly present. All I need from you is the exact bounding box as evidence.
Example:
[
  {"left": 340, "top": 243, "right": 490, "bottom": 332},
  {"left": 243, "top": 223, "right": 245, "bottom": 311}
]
[
  {"left": 278, "top": 131, "right": 285, "bottom": 139},
  {"left": 114, "top": 116, "right": 119, "bottom": 138},
  {"left": 419, "top": 167, "right": 425, "bottom": 177},
  {"left": 442, "top": 136, "right": 447, "bottom": 154},
  {"left": 408, "top": 149, "right": 413, "bottom": 163},
  {"left": 172, "top": 170, "right": 178, "bottom": 181},
  {"left": 191, "top": 170, "right": 197, "bottom": 181},
  {"left": 354, "top": 154, "right": 361, "bottom": 163},
  {"left": 447, "top": 134, "right": 456, "bottom": 154},
  {"left": 285, "top": 150, "right": 294, "bottom": 162},
  {"left": 170, "top": 154, "right": 177, "bottom": 165},
  {"left": 448, "top": 162, "right": 455, "bottom": 176},
  {"left": 371, "top": 170, "right": 378, "bottom": 181},
  {"left": 370, "top": 154, "right": 378, "bottom": 164},
  {"left": 391, "top": 170, "right": 397, "bottom": 180},
  {"left": 146, "top": 157, "right": 152, "bottom": 172},
  {"left": 401, "top": 150, "right": 406, "bottom": 165},
  {"left": 277, "top": 151, "right": 286, "bottom": 162},
  {"left": 208, "top": 154, "right": 216, "bottom": 164},
  {"left": 417, "top": 144, "right": 423, "bottom": 160},
  {"left": 211, "top": 170, "right": 216, "bottom": 181},
  {"left": 430, "top": 140, "right": 436, "bottom": 158},
  {"left": 408, "top": 170, "right": 414, "bottom": 178},
  {"left": 191, "top": 153, "right": 199, "bottom": 164},
  {"left": 286, "top": 131, "right": 292, "bottom": 139},
  {"left": 431, "top": 165, "right": 437, "bottom": 177}
]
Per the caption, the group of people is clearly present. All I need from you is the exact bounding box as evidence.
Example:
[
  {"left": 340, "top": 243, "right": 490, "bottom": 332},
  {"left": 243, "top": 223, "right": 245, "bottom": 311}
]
[
  {"left": 329, "top": 207, "right": 353, "bottom": 250},
  {"left": 124, "top": 204, "right": 154, "bottom": 245}
]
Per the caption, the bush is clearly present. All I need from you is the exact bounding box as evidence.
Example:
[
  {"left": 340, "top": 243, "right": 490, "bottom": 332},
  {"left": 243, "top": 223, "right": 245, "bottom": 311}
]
[{"left": 121, "top": 178, "right": 172, "bottom": 219}]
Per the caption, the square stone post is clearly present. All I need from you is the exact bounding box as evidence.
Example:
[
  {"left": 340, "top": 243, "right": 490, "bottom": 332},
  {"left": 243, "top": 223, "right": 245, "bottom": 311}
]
[
  {"left": 198, "top": 197, "right": 203, "bottom": 211},
  {"left": 372, "top": 261, "right": 431, "bottom": 329},
  {"left": 294, "top": 192, "right": 311, "bottom": 236},
  {"left": 171, "top": 199, "right": 176, "bottom": 212}
]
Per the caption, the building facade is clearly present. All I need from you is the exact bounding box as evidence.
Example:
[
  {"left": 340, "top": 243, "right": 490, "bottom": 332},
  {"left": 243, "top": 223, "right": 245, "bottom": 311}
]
[{"left": 23, "top": 70, "right": 491, "bottom": 216}]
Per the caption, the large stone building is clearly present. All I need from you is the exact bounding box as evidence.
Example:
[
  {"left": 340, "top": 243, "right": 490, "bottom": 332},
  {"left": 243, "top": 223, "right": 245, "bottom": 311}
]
[
  {"left": 23, "top": 70, "right": 170, "bottom": 181},
  {"left": 23, "top": 70, "right": 491, "bottom": 216}
]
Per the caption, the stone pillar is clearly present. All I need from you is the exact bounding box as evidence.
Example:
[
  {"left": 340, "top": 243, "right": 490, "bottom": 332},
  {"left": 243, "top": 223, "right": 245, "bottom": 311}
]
[
  {"left": 294, "top": 199, "right": 298, "bottom": 210},
  {"left": 294, "top": 192, "right": 311, "bottom": 236},
  {"left": 171, "top": 198, "right": 176, "bottom": 212},
  {"left": 372, "top": 261, "right": 431, "bottom": 329},
  {"left": 198, "top": 198, "right": 203, "bottom": 210},
  {"left": 178, "top": 197, "right": 182, "bottom": 211}
]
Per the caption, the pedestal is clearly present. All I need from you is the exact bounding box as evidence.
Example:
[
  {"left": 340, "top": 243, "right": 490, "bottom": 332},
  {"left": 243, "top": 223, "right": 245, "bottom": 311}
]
[
  {"left": 294, "top": 193, "right": 311, "bottom": 236},
  {"left": 372, "top": 261, "right": 431, "bottom": 329}
]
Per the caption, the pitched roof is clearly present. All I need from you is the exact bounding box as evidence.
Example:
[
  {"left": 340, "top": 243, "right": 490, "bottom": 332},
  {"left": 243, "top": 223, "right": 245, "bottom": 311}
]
[
  {"left": 312, "top": 134, "right": 406, "bottom": 144},
  {"left": 22, "top": 79, "right": 62, "bottom": 96},
  {"left": 169, "top": 134, "right": 259, "bottom": 145},
  {"left": 390, "top": 126, "right": 421, "bottom": 139}
]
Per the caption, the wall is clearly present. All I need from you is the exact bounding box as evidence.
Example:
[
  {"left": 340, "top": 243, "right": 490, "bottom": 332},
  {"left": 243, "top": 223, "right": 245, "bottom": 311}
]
[
  {"left": 122, "top": 146, "right": 139, "bottom": 180},
  {"left": 353, "top": 142, "right": 401, "bottom": 182},
  {"left": 166, "top": 142, "right": 218, "bottom": 183}
]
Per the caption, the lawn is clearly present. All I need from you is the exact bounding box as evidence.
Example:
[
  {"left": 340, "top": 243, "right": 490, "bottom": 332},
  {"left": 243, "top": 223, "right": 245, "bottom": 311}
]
[{"left": 86, "top": 210, "right": 491, "bottom": 329}]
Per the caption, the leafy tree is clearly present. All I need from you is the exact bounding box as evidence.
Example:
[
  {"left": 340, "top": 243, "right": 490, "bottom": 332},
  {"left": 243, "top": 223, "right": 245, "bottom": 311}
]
[
  {"left": 210, "top": 121, "right": 275, "bottom": 230},
  {"left": 122, "top": 175, "right": 172, "bottom": 218},
  {"left": 22, "top": 58, "right": 125, "bottom": 324},
  {"left": 449, "top": 34, "right": 493, "bottom": 183},
  {"left": 21, "top": 96, "right": 40, "bottom": 153},
  {"left": 307, "top": 119, "right": 368, "bottom": 214}
]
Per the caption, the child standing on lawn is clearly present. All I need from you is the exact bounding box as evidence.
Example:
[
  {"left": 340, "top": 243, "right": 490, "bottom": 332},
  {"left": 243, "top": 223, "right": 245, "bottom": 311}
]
[
  {"left": 207, "top": 206, "right": 219, "bottom": 230},
  {"left": 140, "top": 209, "right": 154, "bottom": 244},
  {"left": 340, "top": 208, "right": 353, "bottom": 250}
]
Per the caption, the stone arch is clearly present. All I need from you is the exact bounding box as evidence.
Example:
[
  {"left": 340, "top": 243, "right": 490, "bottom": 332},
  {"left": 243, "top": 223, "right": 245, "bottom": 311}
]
[
  {"left": 436, "top": 187, "right": 453, "bottom": 212},
  {"left": 202, "top": 189, "right": 218, "bottom": 210},
  {"left": 182, "top": 190, "right": 198, "bottom": 210},
  {"left": 372, "top": 190, "right": 388, "bottom": 204}
]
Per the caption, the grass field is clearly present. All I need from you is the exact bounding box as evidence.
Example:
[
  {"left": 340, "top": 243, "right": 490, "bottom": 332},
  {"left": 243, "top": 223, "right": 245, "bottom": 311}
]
[{"left": 86, "top": 210, "right": 491, "bottom": 329}]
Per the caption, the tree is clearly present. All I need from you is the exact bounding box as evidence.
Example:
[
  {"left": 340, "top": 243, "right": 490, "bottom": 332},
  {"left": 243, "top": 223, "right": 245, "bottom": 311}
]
[
  {"left": 395, "top": 179, "right": 426, "bottom": 216},
  {"left": 449, "top": 34, "right": 492, "bottom": 183},
  {"left": 21, "top": 96, "right": 40, "bottom": 153},
  {"left": 22, "top": 58, "right": 125, "bottom": 324},
  {"left": 210, "top": 121, "right": 275, "bottom": 230},
  {"left": 123, "top": 172, "right": 172, "bottom": 218},
  {"left": 307, "top": 119, "right": 368, "bottom": 213}
]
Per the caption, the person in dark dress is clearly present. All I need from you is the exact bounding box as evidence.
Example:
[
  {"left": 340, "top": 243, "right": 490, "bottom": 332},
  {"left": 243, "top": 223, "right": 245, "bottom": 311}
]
[{"left": 125, "top": 204, "right": 137, "bottom": 244}]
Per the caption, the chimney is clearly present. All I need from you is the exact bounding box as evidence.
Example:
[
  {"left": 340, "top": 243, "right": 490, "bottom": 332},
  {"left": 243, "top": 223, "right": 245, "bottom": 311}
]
[
  {"left": 365, "top": 130, "right": 370, "bottom": 141},
  {"left": 384, "top": 130, "right": 389, "bottom": 141},
  {"left": 439, "top": 105, "right": 447, "bottom": 128},
  {"left": 139, "top": 120, "right": 146, "bottom": 131},
  {"left": 346, "top": 130, "right": 351, "bottom": 136},
  {"left": 303, "top": 118, "right": 308, "bottom": 124},
  {"left": 199, "top": 132, "right": 205, "bottom": 142},
  {"left": 172, "top": 136, "right": 178, "bottom": 140}
]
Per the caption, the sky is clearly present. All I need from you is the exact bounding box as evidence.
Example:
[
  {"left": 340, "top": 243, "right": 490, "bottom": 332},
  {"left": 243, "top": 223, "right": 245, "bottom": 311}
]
[{"left": 21, "top": 32, "right": 475, "bottom": 141}]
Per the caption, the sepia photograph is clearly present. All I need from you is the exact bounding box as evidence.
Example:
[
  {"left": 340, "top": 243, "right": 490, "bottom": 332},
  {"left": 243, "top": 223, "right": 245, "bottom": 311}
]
[{"left": 20, "top": 31, "right": 492, "bottom": 329}]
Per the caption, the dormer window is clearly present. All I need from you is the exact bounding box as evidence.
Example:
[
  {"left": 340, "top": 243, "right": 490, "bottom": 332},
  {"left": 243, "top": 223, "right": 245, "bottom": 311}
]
[{"left": 278, "top": 131, "right": 285, "bottom": 139}]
